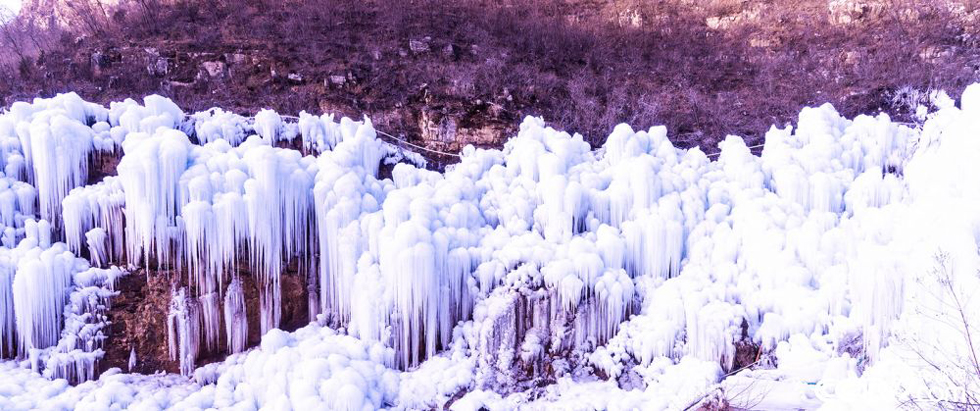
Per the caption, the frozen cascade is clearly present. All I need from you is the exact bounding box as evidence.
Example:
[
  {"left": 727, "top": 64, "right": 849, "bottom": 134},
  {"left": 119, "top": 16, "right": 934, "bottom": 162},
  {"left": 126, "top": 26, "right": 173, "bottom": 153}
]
[
  {"left": 242, "top": 144, "right": 316, "bottom": 333},
  {"left": 5, "top": 92, "right": 907, "bottom": 378},
  {"left": 311, "top": 117, "right": 388, "bottom": 324},
  {"left": 24, "top": 110, "right": 94, "bottom": 226},
  {"left": 5, "top": 85, "right": 980, "bottom": 409},
  {"left": 0, "top": 216, "right": 113, "bottom": 376},
  {"left": 117, "top": 128, "right": 191, "bottom": 270},
  {"left": 117, "top": 129, "right": 321, "bottom": 335},
  {"left": 298, "top": 111, "right": 343, "bottom": 153},
  {"left": 7, "top": 92, "right": 108, "bottom": 179},
  {"left": 191, "top": 108, "right": 250, "bottom": 146},
  {"left": 0, "top": 177, "right": 37, "bottom": 247},
  {"left": 61, "top": 177, "right": 126, "bottom": 264},
  {"left": 11, "top": 220, "right": 76, "bottom": 356},
  {"left": 38, "top": 266, "right": 127, "bottom": 382}
]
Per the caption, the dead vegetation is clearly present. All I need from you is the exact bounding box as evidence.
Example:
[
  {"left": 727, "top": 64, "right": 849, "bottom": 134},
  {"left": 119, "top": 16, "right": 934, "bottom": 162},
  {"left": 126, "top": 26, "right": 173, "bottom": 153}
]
[{"left": 1, "top": 0, "right": 978, "bottom": 151}]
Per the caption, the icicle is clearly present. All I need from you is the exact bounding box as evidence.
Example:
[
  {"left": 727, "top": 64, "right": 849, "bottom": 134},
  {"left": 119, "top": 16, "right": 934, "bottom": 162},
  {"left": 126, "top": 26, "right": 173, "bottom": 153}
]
[
  {"left": 243, "top": 146, "right": 285, "bottom": 333},
  {"left": 223, "top": 277, "right": 248, "bottom": 354},
  {"left": 85, "top": 228, "right": 108, "bottom": 267},
  {"left": 199, "top": 291, "right": 221, "bottom": 353},
  {"left": 182, "top": 200, "right": 219, "bottom": 295},
  {"left": 685, "top": 300, "right": 742, "bottom": 371},
  {"left": 26, "top": 113, "right": 94, "bottom": 226},
  {"left": 36, "top": 219, "right": 51, "bottom": 249},
  {"left": 128, "top": 347, "right": 137, "bottom": 372},
  {"left": 622, "top": 206, "right": 684, "bottom": 280},
  {"left": 0, "top": 179, "right": 36, "bottom": 243},
  {"left": 593, "top": 269, "right": 634, "bottom": 345},
  {"left": 0, "top": 264, "right": 15, "bottom": 356},
  {"left": 192, "top": 108, "right": 249, "bottom": 146},
  {"left": 374, "top": 206, "right": 446, "bottom": 366},
  {"left": 117, "top": 128, "right": 191, "bottom": 267},
  {"left": 12, "top": 242, "right": 74, "bottom": 356},
  {"left": 114, "top": 94, "right": 184, "bottom": 134},
  {"left": 315, "top": 174, "right": 362, "bottom": 324},
  {"left": 253, "top": 109, "right": 282, "bottom": 144},
  {"left": 168, "top": 287, "right": 200, "bottom": 376},
  {"left": 61, "top": 177, "right": 126, "bottom": 263},
  {"left": 298, "top": 111, "right": 325, "bottom": 153}
]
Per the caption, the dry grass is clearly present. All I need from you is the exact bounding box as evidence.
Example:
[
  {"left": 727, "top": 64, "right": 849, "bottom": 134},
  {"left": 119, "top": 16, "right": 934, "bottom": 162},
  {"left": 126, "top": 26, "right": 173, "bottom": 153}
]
[{"left": 1, "top": 0, "right": 978, "bottom": 150}]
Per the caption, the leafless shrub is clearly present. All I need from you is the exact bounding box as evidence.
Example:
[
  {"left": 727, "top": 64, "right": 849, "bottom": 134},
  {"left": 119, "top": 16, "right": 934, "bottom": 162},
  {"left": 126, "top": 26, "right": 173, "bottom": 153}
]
[
  {"left": 62, "top": 0, "right": 113, "bottom": 35},
  {"left": 897, "top": 251, "right": 980, "bottom": 410}
]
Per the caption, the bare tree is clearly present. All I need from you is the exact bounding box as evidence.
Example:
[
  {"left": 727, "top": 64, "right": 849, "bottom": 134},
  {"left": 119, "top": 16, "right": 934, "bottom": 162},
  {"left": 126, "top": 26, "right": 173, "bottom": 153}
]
[
  {"left": 1, "top": 7, "right": 26, "bottom": 58},
  {"left": 898, "top": 252, "right": 980, "bottom": 410},
  {"left": 64, "top": 0, "right": 113, "bottom": 35}
]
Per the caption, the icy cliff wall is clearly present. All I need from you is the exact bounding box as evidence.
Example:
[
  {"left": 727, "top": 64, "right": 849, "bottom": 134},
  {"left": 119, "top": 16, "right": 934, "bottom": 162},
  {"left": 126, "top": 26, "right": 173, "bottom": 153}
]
[{"left": 1, "top": 85, "right": 979, "bottom": 409}]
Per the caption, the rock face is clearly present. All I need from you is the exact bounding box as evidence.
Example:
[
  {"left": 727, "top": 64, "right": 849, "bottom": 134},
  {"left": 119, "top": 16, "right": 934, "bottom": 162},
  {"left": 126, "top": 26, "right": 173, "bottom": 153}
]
[
  {"left": 100, "top": 271, "right": 180, "bottom": 374},
  {"left": 419, "top": 109, "right": 458, "bottom": 143},
  {"left": 19, "top": 0, "right": 127, "bottom": 29},
  {"left": 828, "top": 0, "right": 888, "bottom": 25},
  {"left": 145, "top": 48, "right": 168, "bottom": 76},
  {"left": 65, "top": 41, "right": 516, "bottom": 153},
  {"left": 200, "top": 61, "right": 226, "bottom": 79},
  {"left": 414, "top": 103, "right": 512, "bottom": 154},
  {"left": 409, "top": 38, "right": 431, "bottom": 54},
  {"left": 99, "top": 263, "right": 309, "bottom": 375}
]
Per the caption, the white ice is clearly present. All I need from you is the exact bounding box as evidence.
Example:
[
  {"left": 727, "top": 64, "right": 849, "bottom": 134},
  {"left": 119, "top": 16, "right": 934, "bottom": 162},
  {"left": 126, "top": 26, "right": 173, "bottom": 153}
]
[{"left": 2, "top": 84, "right": 980, "bottom": 409}]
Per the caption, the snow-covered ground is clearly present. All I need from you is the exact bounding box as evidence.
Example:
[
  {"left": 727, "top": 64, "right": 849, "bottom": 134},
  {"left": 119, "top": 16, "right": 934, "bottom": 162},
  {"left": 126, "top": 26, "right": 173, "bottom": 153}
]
[{"left": 2, "top": 85, "right": 980, "bottom": 410}]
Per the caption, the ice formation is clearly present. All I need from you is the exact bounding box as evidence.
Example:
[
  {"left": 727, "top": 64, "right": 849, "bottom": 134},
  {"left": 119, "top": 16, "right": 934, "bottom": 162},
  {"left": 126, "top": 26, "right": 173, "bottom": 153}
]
[
  {"left": 167, "top": 287, "right": 199, "bottom": 377},
  {"left": 62, "top": 177, "right": 126, "bottom": 264},
  {"left": 11, "top": 220, "right": 74, "bottom": 356},
  {"left": 222, "top": 277, "right": 247, "bottom": 354},
  {"left": 6, "top": 93, "right": 107, "bottom": 227},
  {"left": 2, "top": 84, "right": 980, "bottom": 409},
  {"left": 0, "top": 214, "right": 124, "bottom": 382},
  {"left": 38, "top": 266, "right": 127, "bottom": 382},
  {"left": 191, "top": 108, "right": 249, "bottom": 146}
]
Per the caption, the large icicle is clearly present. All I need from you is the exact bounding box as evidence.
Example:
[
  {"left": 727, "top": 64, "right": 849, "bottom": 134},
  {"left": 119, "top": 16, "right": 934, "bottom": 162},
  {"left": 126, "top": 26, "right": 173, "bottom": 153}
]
[
  {"left": 223, "top": 277, "right": 247, "bottom": 354},
  {"left": 0, "top": 262, "right": 15, "bottom": 356},
  {"left": 11, "top": 220, "right": 75, "bottom": 357},
  {"left": 117, "top": 128, "right": 192, "bottom": 268},
  {"left": 25, "top": 112, "right": 94, "bottom": 226},
  {"left": 167, "top": 287, "right": 200, "bottom": 376},
  {"left": 61, "top": 177, "right": 126, "bottom": 263}
]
